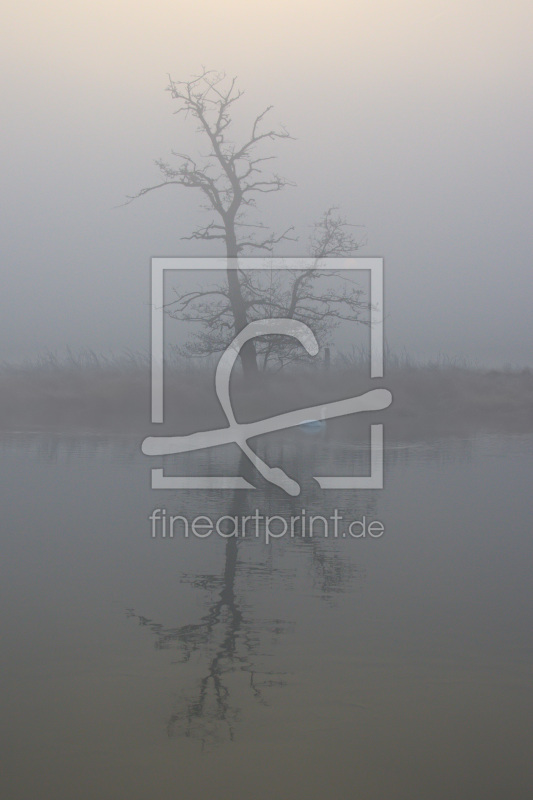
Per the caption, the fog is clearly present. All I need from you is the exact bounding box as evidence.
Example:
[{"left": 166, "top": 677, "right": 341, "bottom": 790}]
[
  {"left": 3, "top": 6, "right": 533, "bottom": 796},
  {"left": 2, "top": 0, "right": 532, "bottom": 366}
]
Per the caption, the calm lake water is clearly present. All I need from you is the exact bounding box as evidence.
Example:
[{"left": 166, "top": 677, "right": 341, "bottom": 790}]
[{"left": 1, "top": 431, "right": 532, "bottom": 799}]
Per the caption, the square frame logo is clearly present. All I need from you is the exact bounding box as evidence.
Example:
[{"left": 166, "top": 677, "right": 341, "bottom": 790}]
[{"left": 142, "top": 257, "right": 391, "bottom": 494}]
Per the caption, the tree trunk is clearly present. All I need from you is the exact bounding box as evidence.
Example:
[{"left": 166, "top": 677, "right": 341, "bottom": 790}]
[{"left": 225, "top": 227, "right": 259, "bottom": 378}]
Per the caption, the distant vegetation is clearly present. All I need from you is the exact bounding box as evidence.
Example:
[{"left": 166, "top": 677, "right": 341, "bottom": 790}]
[{"left": 1, "top": 351, "right": 532, "bottom": 440}]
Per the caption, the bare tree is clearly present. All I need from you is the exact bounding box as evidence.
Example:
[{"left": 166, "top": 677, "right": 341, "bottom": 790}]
[
  {"left": 169, "top": 207, "right": 369, "bottom": 370},
  {"left": 127, "top": 69, "right": 367, "bottom": 374}
]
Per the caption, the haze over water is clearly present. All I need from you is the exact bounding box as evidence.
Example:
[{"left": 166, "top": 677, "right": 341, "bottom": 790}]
[
  {"left": 2, "top": 431, "right": 532, "bottom": 798},
  {"left": 2, "top": 1, "right": 533, "bottom": 796}
]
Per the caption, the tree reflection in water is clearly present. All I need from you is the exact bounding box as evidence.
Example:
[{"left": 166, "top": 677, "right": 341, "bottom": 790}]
[{"left": 128, "top": 444, "right": 371, "bottom": 747}]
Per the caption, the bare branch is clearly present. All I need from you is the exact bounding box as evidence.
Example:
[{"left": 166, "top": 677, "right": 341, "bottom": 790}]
[{"left": 126, "top": 71, "right": 368, "bottom": 373}]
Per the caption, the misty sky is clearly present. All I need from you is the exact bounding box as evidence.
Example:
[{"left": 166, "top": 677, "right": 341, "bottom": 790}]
[{"left": 2, "top": 0, "right": 532, "bottom": 366}]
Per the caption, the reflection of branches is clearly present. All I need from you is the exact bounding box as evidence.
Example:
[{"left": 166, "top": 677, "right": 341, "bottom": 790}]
[
  {"left": 128, "top": 466, "right": 291, "bottom": 747},
  {"left": 306, "top": 536, "right": 362, "bottom": 599},
  {"left": 167, "top": 538, "right": 243, "bottom": 745},
  {"left": 130, "top": 537, "right": 242, "bottom": 660},
  {"left": 128, "top": 444, "right": 377, "bottom": 747}
]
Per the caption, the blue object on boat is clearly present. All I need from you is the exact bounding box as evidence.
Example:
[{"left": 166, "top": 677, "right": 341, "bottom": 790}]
[
  {"left": 299, "top": 405, "right": 327, "bottom": 432},
  {"left": 299, "top": 418, "right": 326, "bottom": 432}
]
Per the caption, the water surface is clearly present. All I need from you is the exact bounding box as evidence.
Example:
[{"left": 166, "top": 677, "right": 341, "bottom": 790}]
[{"left": 1, "top": 432, "right": 532, "bottom": 799}]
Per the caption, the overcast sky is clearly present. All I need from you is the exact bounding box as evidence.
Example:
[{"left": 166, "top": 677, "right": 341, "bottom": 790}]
[{"left": 2, "top": 0, "right": 532, "bottom": 366}]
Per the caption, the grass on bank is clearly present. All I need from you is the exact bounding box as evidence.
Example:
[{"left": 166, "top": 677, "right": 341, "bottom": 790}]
[{"left": 0, "top": 350, "right": 532, "bottom": 437}]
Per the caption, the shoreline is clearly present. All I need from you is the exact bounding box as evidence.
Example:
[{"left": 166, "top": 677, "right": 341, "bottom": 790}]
[{"left": 1, "top": 361, "right": 532, "bottom": 440}]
